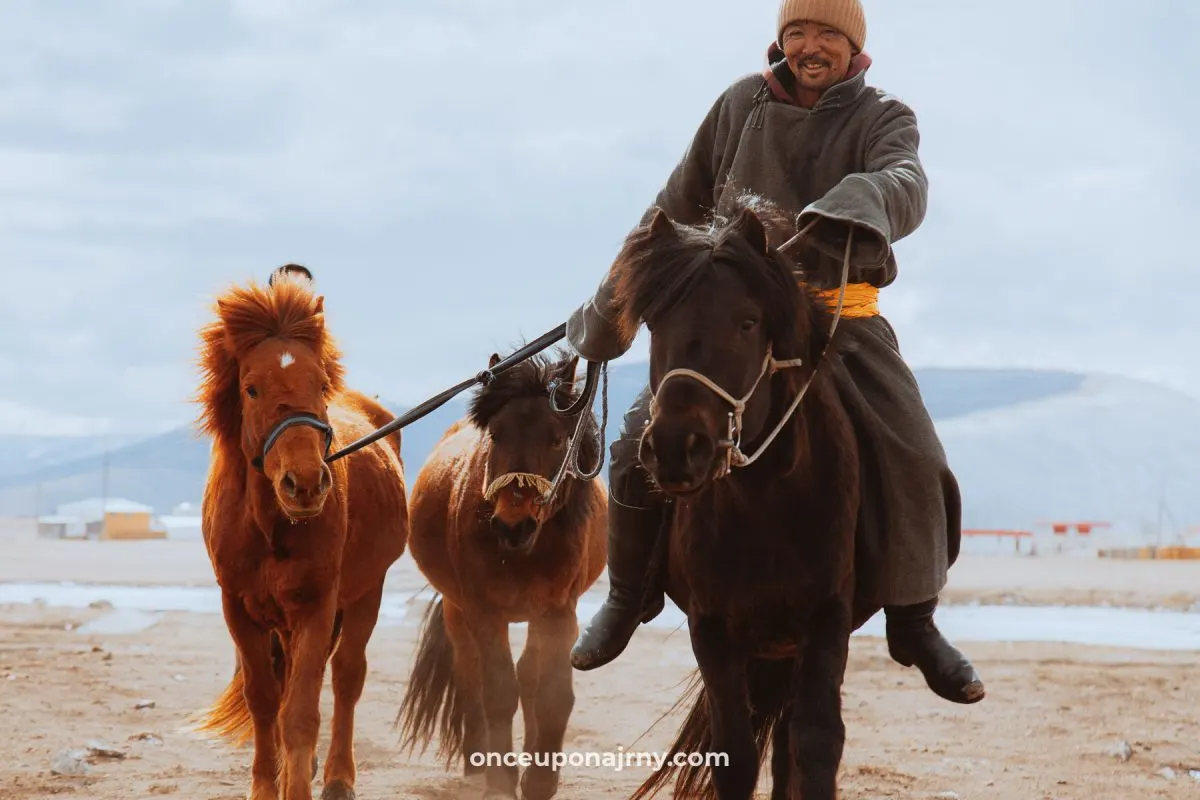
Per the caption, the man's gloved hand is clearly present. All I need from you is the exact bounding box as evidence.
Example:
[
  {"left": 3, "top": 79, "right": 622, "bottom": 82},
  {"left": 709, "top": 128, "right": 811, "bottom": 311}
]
[{"left": 797, "top": 214, "right": 854, "bottom": 259}]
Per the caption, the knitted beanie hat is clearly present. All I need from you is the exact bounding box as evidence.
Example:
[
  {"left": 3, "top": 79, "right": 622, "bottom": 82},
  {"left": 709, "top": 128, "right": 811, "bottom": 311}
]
[{"left": 777, "top": 0, "right": 867, "bottom": 52}]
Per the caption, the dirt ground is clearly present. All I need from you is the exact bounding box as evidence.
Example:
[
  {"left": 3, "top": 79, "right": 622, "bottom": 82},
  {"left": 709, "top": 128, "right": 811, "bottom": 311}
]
[{"left": 2, "top": 522, "right": 1200, "bottom": 799}]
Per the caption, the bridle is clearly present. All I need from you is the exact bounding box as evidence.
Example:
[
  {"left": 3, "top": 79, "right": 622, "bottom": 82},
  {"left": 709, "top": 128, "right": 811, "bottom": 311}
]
[
  {"left": 250, "top": 412, "right": 335, "bottom": 472},
  {"left": 648, "top": 220, "right": 854, "bottom": 478}
]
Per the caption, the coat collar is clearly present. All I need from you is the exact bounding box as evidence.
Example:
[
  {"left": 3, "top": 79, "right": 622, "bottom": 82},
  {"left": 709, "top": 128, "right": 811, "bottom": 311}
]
[{"left": 762, "top": 41, "right": 872, "bottom": 110}]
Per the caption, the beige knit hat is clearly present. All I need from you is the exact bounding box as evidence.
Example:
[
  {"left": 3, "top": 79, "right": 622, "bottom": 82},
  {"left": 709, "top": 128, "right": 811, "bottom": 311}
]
[{"left": 777, "top": 0, "right": 867, "bottom": 52}]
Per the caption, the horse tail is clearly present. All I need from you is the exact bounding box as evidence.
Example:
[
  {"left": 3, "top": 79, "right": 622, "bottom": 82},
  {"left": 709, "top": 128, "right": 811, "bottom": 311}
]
[
  {"left": 196, "top": 612, "right": 344, "bottom": 746},
  {"left": 394, "top": 595, "right": 464, "bottom": 769},
  {"left": 631, "top": 658, "right": 791, "bottom": 800}
]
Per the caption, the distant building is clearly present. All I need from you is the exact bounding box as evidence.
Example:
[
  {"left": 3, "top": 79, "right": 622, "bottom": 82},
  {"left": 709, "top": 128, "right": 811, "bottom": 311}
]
[
  {"left": 158, "top": 514, "right": 203, "bottom": 541},
  {"left": 39, "top": 497, "right": 164, "bottom": 541}
]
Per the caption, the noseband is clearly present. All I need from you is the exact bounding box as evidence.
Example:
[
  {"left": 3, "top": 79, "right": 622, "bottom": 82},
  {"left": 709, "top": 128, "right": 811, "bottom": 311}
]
[
  {"left": 250, "top": 412, "right": 335, "bottom": 472},
  {"left": 649, "top": 347, "right": 805, "bottom": 477}
]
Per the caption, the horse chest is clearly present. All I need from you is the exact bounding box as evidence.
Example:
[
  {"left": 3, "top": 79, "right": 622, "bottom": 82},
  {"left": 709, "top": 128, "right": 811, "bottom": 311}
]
[
  {"left": 213, "top": 532, "right": 338, "bottom": 629},
  {"left": 462, "top": 540, "right": 578, "bottom": 617},
  {"left": 673, "top": 500, "right": 844, "bottom": 614}
]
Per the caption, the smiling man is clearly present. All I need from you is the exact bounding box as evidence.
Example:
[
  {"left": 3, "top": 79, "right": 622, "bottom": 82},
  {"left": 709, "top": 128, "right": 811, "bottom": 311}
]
[{"left": 565, "top": 0, "right": 986, "bottom": 705}]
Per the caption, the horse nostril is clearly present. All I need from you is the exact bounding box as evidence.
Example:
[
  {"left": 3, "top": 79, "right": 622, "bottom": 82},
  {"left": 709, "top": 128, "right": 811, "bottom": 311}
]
[
  {"left": 687, "top": 431, "right": 714, "bottom": 465},
  {"left": 281, "top": 472, "right": 298, "bottom": 497},
  {"left": 639, "top": 435, "right": 658, "bottom": 471},
  {"left": 318, "top": 466, "right": 332, "bottom": 494}
]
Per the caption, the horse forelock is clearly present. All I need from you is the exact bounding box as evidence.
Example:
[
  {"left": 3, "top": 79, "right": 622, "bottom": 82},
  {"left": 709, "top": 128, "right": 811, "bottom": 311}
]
[
  {"left": 195, "top": 279, "right": 345, "bottom": 445},
  {"left": 466, "top": 349, "right": 580, "bottom": 430}
]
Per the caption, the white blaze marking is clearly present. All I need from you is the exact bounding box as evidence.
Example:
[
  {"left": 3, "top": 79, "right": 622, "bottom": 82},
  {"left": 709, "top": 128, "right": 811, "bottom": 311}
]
[{"left": 280, "top": 351, "right": 295, "bottom": 368}]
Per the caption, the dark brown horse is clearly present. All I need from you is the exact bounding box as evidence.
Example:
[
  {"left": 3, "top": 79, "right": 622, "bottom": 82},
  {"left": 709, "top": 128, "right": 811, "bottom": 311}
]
[
  {"left": 395, "top": 350, "right": 607, "bottom": 800},
  {"left": 608, "top": 199, "right": 874, "bottom": 800},
  {"left": 193, "top": 275, "right": 409, "bottom": 800}
]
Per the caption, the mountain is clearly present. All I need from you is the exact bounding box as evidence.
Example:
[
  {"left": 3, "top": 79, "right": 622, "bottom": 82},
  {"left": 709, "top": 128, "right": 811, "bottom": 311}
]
[{"left": 2, "top": 363, "right": 1199, "bottom": 538}]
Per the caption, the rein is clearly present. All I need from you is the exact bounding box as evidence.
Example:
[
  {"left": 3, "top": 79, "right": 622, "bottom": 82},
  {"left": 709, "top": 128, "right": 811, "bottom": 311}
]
[
  {"left": 312, "top": 321, "right": 607, "bottom": 510},
  {"left": 321, "top": 324, "right": 568, "bottom": 464},
  {"left": 650, "top": 219, "right": 854, "bottom": 478},
  {"left": 539, "top": 359, "right": 609, "bottom": 508}
]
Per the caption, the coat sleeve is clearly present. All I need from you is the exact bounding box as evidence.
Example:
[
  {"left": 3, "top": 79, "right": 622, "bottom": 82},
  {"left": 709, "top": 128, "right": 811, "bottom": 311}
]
[
  {"left": 566, "top": 90, "right": 733, "bottom": 362},
  {"left": 796, "top": 99, "right": 928, "bottom": 284}
]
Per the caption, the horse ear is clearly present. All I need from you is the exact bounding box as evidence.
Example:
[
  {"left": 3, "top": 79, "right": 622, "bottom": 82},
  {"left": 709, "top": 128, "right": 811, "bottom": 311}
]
[
  {"left": 647, "top": 207, "right": 677, "bottom": 241},
  {"left": 489, "top": 352, "right": 501, "bottom": 369},
  {"left": 735, "top": 208, "right": 770, "bottom": 256},
  {"left": 314, "top": 295, "right": 325, "bottom": 314},
  {"left": 557, "top": 354, "right": 580, "bottom": 387}
]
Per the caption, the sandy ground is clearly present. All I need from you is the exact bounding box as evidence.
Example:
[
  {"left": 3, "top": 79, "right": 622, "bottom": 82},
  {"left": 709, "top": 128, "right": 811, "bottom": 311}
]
[{"left": 3, "top": 519, "right": 1200, "bottom": 799}]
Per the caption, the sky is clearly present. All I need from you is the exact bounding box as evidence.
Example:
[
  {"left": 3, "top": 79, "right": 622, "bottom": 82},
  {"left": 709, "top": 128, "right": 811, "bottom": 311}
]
[{"left": 1, "top": 0, "right": 1196, "bottom": 435}]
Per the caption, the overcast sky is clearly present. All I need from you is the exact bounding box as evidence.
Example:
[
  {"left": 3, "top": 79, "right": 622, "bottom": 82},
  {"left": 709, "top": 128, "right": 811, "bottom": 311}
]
[{"left": 2, "top": 0, "right": 1195, "bottom": 435}]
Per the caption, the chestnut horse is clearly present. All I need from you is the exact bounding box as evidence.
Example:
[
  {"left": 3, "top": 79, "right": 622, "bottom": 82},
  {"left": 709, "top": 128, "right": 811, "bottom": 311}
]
[
  {"left": 395, "top": 350, "right": 606, "bottom": 800},
  {"left": 194, "top": 274, "right": 409, "bottom": 800},
  {"left": 610, "top": 200, "right": 873, "bottom": 800}
]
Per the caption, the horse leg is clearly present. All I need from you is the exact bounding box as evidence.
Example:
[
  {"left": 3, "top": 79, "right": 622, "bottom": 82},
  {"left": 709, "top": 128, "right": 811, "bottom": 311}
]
[
  {"left": 789, "top": 600, "right": 851, "bottom": 800},
  {"left": 220, "top": 594, "right": 282, "bottom": 800},
  {"left": 516, "top": 634, "right": 539, "bottom": 759},
  {"left": 279, "top": 599, "right": 338, "bottom": 800},
  {"left": 690, "top": 615, "right": 758, "bottom": 800},
  {"left": 321, "top": 584, "right": 383, "bottom": 800},
  {"left": 769, "top": 703, "right": 792, "bottom": 800},
  {"left": 443, "top": 601, "right": 487, "bottom": 776},
  {"left": 520, "top": 608, "right": 578, "bottom": 800},
  {"left": 473, "top": 615, "right": 519, "bottom": 798}
]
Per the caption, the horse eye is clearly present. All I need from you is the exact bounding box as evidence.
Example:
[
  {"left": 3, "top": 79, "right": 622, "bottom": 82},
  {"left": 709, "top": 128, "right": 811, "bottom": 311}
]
[
  {"left": 246, "top": 386, "right": 258, "bottom": 399},
  {"left": 740, "top": 317, "right": 759, "bottom": 332}
]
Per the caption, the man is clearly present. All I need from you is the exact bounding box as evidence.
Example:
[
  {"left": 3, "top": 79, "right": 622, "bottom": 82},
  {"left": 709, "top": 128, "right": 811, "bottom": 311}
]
[{"left": 564, "top": 0, "right": 984, "bottom": 704}]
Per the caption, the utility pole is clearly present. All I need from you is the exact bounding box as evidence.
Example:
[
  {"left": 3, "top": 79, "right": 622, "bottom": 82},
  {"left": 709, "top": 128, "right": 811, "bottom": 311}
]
[{"left": 100, "top": 442, "right": 110, "bottom": 539}]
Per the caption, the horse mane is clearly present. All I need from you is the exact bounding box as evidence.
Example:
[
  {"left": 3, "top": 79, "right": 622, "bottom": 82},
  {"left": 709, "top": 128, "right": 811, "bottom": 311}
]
[
  {"left": 610, "top": 193, "right": 833, "bottom": 367},
  {"left": 195, "top": 278, "right": 345, "bottom": 446}
]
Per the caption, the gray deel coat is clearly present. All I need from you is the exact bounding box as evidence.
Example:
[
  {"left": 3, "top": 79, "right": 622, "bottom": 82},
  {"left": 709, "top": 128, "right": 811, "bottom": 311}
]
[{"left": 566, "top": 53, "right": 960, "bottom": 607}]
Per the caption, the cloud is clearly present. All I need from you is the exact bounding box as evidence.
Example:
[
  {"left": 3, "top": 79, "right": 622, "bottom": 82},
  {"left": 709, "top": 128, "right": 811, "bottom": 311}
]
[{"left": 0, "top": 0, "right": 1194, "bottom": 434}]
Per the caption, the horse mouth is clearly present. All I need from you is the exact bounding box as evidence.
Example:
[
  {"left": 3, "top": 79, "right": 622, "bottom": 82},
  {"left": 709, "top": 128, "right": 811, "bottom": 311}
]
[
  {"left": 493, "top": 516, "right": 540, "bottom": 554},
  {"left": 279, "top": 503, "right": 324, "bottom": 522},
  {"left": 654, "top": 479, "right": 708, "bottom": 499}
]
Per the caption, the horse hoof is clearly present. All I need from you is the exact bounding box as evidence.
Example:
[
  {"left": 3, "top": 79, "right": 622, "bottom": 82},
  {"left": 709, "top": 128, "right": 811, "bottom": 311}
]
[
  {"left": 521, "top": 767, "right": 560, "bottom": 800},
  {"left": 320, "top": 780, "right": 355, "bottom": 800}
]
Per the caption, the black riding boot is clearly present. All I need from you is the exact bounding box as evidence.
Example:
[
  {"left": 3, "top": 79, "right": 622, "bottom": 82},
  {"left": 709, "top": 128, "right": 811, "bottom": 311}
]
[
  {"left": 571, "top": 389, "right": 665, "bottom": 672},
  {"left": 885, "top": 597, "right": 985, "bottom": 704}
]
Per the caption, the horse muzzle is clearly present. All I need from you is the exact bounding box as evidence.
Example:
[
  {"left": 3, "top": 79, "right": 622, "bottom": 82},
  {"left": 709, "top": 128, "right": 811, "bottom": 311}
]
[
  {"left": 275, "top": 464, "right": 333, "bottom": 521},
  {"left": 639, "top": 419, "right": 719, "bottom": 496}
]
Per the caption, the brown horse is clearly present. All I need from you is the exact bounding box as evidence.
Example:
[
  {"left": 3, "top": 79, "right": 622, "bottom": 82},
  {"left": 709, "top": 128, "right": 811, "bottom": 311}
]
[
  {"left": 395, "top": 350, "right": 606, "bottom": 800},
  {"left": 608, "top": 199, "right": 873, "bottom": 800},
  {"left": 193, "top": 274, "right": 409, "bottom": 800}
]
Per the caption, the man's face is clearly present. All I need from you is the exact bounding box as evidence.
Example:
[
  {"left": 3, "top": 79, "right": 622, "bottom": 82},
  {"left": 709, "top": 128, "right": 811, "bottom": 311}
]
[{"left": 781, "top": 20, "right": 853, "bottom": 93}]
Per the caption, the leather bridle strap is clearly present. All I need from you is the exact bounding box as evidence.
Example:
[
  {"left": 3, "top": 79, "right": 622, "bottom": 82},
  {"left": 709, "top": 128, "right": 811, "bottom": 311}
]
[{"left": 251, "top": 413, "right": 335, "bottom": 472}]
